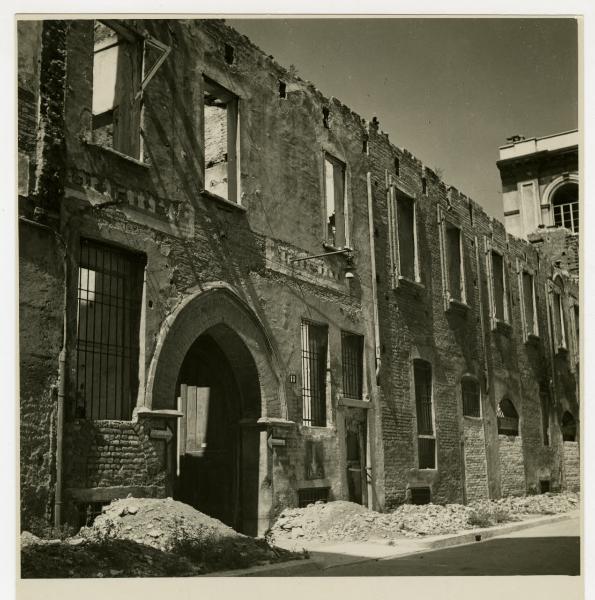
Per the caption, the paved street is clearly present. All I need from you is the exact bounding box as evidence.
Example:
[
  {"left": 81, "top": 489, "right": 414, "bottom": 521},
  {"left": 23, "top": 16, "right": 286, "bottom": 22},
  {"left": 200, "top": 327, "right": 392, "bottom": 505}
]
[{"left": 308, "top": 517, "right": 580, "bottom": 576}]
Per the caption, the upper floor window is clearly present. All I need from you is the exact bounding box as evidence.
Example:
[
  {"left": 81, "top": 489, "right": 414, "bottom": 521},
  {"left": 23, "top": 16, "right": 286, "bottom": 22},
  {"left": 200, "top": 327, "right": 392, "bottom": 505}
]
[
  {"left": 324, "top": 154, "right": 348, "bottom": 248},
  {"left": 91, "top": 21, "right": 170, "bottom": 161},
  {"left": 75, "top": 238, "right": 145, "bottom": 420},
  {"left": 203, "top": 78, "right": 239, "bottom": 203},
  {"left": 461, "top": 377, "right": 480, "bottom": 417},
  {"left": 485, "top": 239, "right": 510, "bottom": 328},
  {"left": 520, "top": 269, "right": 538, "bottom": 339},
  {"left": 341, "top": 332, "right": 364, "bottom": 400},
  {"left": 388, "top": 183, "right": 419, "bottom": 286},
  {"left": 438, "top": 208, "right": 466, "bottom": 307},
  {"left": 413, "top": 359, "right": 435, "bottom": 469},
  {"left": 301, "top": 320, "right": 328, "bottom": 427},
  {"left": 552, "top": 182, "right": 579, "bottom": 233},
  {"left": 92, "top": 21, "right": 143, "bottom": 159},
  {"left": 552, "top": 289, "right": 567, "bottom": 351}
]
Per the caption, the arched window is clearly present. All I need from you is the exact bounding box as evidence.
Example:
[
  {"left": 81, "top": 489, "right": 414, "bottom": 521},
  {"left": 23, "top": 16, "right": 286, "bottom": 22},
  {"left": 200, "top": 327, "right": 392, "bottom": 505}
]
[
  {"left": 497, "top": 398, "right": 519, "bottom": 436},
  {"left": 461, "top": 377, "right": 480, "bottom": 417},
  {"left": 561, "top": 411, "right": 576, "bottom": 442},
  {"left": 552, "top": 182, "right": 578, "bottom": 233}
]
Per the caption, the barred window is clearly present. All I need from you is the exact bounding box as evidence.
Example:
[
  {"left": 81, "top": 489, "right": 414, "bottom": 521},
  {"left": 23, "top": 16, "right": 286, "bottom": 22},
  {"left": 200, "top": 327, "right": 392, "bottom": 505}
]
[
  {"left": 75, "top": 239, "right": 145, "bottom": 420},
  {"left": 497, "top": 398, "right": 519, "bottom": 436},
  {"left": 301, "top": 321, "right": 328, "bottom": 426},
  {"left": 445, "top": 222, "right": 464, "bottom": 302},
  {"left": 462, "top": 377, "right": 480, "bottom": 417},
  {"left": 341, "top": 332, "right": 364, "bottom": 400},
  {"left": 413, "top": 359, "right": 435, "bottom": 469}
]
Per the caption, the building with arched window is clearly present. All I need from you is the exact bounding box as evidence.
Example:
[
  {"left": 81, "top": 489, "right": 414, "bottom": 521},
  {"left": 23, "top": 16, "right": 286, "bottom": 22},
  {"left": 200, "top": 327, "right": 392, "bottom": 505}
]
[{"left": 497, "top": 130, "right": 579, "bottom": 235}]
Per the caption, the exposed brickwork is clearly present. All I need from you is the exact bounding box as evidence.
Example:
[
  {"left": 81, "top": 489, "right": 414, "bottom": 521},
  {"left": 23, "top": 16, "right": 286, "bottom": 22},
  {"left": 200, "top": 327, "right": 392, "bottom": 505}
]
[
  {"left": 563, "top": 442, "right": 580, "bottom": 492},
  {"left": 463, "top": 419, "right": 489, "bottom": 502},
  {"left": 18, "top": 19, "right": 579, "bottom": 531},
  {"left": 498, "top": 435, "right": 526, "bottom": 496}
]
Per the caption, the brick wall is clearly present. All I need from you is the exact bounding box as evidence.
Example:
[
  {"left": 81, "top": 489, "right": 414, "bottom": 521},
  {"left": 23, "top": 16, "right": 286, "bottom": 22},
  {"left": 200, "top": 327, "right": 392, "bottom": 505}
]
[
  {"left": 498, "top": 435, "right": 526, "bottom": 496},
  {"left": 18, "top": 18, "right": 579, "bottom": 530},
  {"left": 563, "top": 441, "right": 580, "bottom": 492},
  {"left": 463, "top": 419, "right": 489, "bottom": 501}
]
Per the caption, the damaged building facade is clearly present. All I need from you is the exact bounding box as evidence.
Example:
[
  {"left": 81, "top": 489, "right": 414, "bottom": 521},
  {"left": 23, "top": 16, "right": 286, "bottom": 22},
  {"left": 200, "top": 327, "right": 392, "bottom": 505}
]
[{"left": 18, "top": 19, "right": 580, "bottom": 535}]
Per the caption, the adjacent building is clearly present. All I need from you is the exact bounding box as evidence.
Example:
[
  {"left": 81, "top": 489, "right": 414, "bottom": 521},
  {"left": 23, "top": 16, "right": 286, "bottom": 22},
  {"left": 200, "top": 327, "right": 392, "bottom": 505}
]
[
  {"left": 497, "top": 130, "right": 579, "bottom": 279},
  {"left": 18, "top": 19, "right": 580, "bottom": 535}
]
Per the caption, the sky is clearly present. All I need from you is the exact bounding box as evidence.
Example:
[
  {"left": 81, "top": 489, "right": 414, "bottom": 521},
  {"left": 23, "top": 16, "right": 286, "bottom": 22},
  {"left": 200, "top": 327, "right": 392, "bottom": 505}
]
[{"left": 228, "top": 18, "right": 578, "bottom": 219}]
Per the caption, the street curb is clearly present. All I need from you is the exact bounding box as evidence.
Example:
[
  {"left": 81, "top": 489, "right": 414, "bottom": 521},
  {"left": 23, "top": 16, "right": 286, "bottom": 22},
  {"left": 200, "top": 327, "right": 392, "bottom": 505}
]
[
  {"left": 379, "top": 510, "right": 579, "bottom": 557},
  {"left": 203, "top": 556, "right": 318, "bottom": 577},
  {"left": 208, "top": 510, "right": 578, "bottom": 576}
]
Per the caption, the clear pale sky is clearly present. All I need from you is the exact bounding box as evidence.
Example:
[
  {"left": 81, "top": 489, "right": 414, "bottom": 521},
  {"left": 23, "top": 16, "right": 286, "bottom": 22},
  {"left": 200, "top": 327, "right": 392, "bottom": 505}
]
[{"left": 228, "top": 18, "right": 578, "bottom": 219}]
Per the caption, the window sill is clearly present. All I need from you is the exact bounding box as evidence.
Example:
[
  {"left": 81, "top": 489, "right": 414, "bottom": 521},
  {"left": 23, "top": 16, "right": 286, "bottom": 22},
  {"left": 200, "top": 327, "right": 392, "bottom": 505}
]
[
  {"left": 463, "top": 414, "right": 482, "bottom": 420},
  {"left": 200, "top": 189, "right": 247, "bottom": 212},
  {"left": 300, "top": 424, "right": 332, "bottom": 432},
  {"left": 322, "top": 241, "right": 353, "bottom": 254},
  {"left": 84, "top": 140, "right": 150, "bottom": 169},
  {"left": 492, "top": 319, "right": 512, "bottom": 333},
  {"left": 396, "top": 275, "right": 425, "bottom": 291},
  {"left": 446, "top": 298, "right": 470, "bottom": 314}
]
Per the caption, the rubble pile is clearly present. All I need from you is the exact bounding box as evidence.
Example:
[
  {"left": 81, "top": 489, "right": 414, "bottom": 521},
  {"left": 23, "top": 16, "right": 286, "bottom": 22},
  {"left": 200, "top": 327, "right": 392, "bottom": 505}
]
[
  {"left": 488, "top": 491, "right": 579, "bottom": 515},
  {"left": 269, "top": 492, "right": 580, "bottom": 545},
  {"left": 21, "top": 497, "right": 299, "bottom": 578}
]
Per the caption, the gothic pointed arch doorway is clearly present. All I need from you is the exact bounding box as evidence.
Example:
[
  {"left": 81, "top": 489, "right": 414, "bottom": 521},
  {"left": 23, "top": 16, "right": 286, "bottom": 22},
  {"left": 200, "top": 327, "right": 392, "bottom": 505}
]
[
  {"left": 175, "top": 324, "right": 261, "bottom": 534},
  {"left": 144, "top": 283, "right": 287, "bottom": 535}
]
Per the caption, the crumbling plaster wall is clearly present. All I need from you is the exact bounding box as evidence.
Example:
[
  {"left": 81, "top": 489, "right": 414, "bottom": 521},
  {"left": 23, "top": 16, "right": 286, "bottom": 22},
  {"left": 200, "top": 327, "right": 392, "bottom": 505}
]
[
  {"left": 53, "top": 19, "right": 380, "bottom": 516},
  {"left": 19, "top": 222, "right": 64, "bottom": 528}
]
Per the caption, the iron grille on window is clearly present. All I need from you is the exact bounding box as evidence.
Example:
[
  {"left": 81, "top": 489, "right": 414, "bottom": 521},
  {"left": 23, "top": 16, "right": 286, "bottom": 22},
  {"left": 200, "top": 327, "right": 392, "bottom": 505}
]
[
  {"left": 414, "top": 360, "right": 433, "bottom": 435},
  {"left": 342, "top": 332, "right": 364, "bottom": 399},
  {"left": 298, "top": 487, "right": 330, "bottom": 507},
  {"left": 301, "top": 321, "right": 328, "bottom": 426},
  {"left": 413, "top": 360, "right": 435, "bottom": 469},
  {"left": 417, "top": 437, "right": 436, "bottom": 469},
  {"left": 462, "top": 378, "right": 480, "bottom": 417},
  {"left": 75, "top": 239, "right": 145, "bottom": 420}
]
